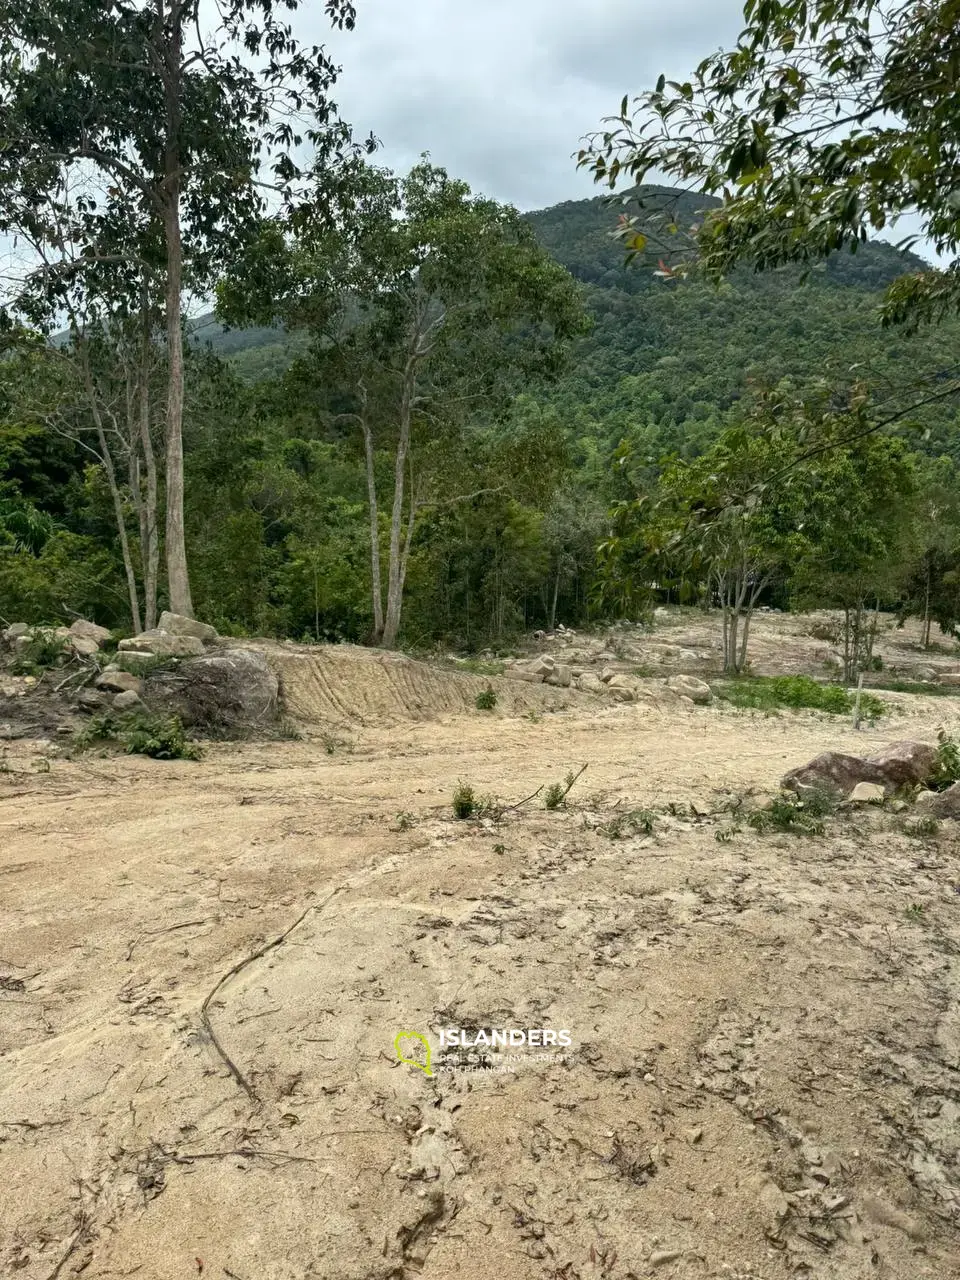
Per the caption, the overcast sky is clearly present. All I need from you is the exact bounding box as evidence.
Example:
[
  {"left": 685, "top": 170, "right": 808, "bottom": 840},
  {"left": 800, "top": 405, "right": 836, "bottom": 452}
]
[{"left": 321, "top": 0, "right": 745, "bottom": 211}]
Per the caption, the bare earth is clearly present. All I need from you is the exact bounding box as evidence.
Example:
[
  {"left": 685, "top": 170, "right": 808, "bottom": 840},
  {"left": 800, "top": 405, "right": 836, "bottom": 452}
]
[{"left": 2, "top": 613, "right": 960, "bottom": 1280}]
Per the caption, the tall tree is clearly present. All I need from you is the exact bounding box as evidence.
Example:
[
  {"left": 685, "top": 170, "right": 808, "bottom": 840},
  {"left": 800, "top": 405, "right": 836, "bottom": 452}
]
[
  {"left": 0, "top": 0, "right": 363, "bottom": 617},
  {"left": 220, "top": 161, "right": 587, "bottom": 648}
]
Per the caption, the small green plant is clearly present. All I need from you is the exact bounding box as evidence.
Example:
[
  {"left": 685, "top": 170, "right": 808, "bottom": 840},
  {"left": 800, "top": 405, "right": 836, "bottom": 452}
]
[
  {"left": 394, "top": 811, "right": 416, "bottom": 831},
  {"left": 597, "top": 808, "right": 656, "bottom": 839},
  {"left": 75, "top": 710, "right": 201, "bottom": 760},
  {"left": 475, "top": 685, "right": 497, "bottom": 711},
  {"left": 0, "top": 749, "right": 10, "bottom": 774},
  {"left": 544, "top": 782, "right": 566, "bottom": 810},
  {"left": 113, "top": 652, "right": 175, "bottom": 676},
  {"left": 526, "top": 709, "right": 543, "bottom": 723},
  {"left": 715, "top": 675, "right": 885, "bottom": 718},
  {"left": 930, "top": 730, "right": 960, "bottom": 791},
  {"left": 905, "top": 816, "right": 940, "bottom": 839},
  {"left": 715, "top": 827, "right": 739, "bottom": 843},
  {"left": 453, "top": 781, "right": 476, "bottom": 820},
  {"left": 632, "top": 663, "right": 655, "bottom": 678},
  {"left": 455, "top": 657, "right": 506, "bottom": 677},
  {"left": 905, "top": 903, "right": 926, "bottom": 922},
  {"left": 747, "top": 790, "right": 833, "bottom": 837},
  {"left": 9, "top": 629, "right": 67, "bottom": 676},
  {"left": 277, "top": 718, "right": 303, "bottom": 741},
  {"left": 493, "top": 843, "right": 506, "bottom": 855}
]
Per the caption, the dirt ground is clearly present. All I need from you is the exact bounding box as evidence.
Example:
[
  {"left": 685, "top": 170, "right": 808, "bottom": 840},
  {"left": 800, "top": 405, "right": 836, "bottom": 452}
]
[{"left": 2, "top": 612, "right": 960, "bottom": 1280}]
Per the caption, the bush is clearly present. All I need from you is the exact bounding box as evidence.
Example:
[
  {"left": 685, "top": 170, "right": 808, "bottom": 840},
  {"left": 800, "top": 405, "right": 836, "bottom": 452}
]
[
  {"left": 475, "top": 685, "right": 497, "bottom": 711},
  {"left": 452, "top": 781, "right": 476, "bottom": 820},
  {"left": 715, "top": 675, "right": 885, "bottom": 718},
  {"left": 930, "top": 730, "right": 960, "bottom": 792},
  {"left": 544, "top": 782, "right": 566, "bottom": 810},
  {"left": 9, "top": 629, "right": 67, "bottom": 676},
  {"left": 747, "top": 788, "right": 835, "bottom": 837},
  {"left": 75, "top": 711, "right": 202, "bottom": 760},
  {"left": 597, "top": 809, "right": 656, "bottom": 839}
]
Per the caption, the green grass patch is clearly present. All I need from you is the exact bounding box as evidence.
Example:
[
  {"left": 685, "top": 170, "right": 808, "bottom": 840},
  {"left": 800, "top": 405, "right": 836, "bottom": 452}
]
[
  {"left": 715, "top": 675, "right": 886, "bottom": 718},
  {"left": 869, "top": 679, "right": 960, "bottom": 697},
  {"left": 74, "top": 711, "right": 202, "bottom": 760},
  {"left": 748, "top": 787, "right": 836, "bottom": 837},
  {"left": 454, "top": 657, "right": 506, "bottom": 677}
]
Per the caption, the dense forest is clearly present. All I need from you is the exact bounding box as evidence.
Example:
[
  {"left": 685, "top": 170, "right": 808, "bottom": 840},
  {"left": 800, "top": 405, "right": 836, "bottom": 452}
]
[{"left": 3, "top": 182, "right": 960, "bottom": 659}]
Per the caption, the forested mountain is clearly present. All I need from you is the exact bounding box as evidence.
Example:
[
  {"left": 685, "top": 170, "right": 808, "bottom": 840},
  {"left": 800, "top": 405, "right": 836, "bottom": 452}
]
[
  {"left": 5, "top": 186, "right": 960, "bottom": 650},
  {"left": 200, "top": 190, "right": 960, "bottom": 463}
]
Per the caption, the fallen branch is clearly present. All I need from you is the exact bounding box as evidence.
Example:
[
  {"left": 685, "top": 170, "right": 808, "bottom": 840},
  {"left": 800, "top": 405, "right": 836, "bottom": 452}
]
[
  {"left": 559, "top": 763, "right": 589, "bottom": 803},
  {"left": 199, "top": 887, "right": 344, "bottom": 1104}
]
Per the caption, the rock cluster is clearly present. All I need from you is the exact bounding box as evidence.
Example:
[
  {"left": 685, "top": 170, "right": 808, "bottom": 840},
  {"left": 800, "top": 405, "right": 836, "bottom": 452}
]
[{"left": 782, "top": 740, "right": 939, "bottom": 802}]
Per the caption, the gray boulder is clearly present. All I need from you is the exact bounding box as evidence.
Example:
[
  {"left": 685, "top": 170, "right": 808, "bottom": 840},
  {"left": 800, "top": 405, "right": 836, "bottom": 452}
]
[
  {"left": 866, "top": 741, "right": 938, "bottom": 788},
  {"left": 119, "top": 629, "right": 205, "bottom": 659},
  {"left": 784, "top": 740, "right": 937, "bottom": 797},
  {"left": 113, "top": 689, "right": 143, "bottom": 711},
  {"left": 667, "top": 675, "right": 713, "bottom": 705},
  {"left": 68, "top": 635, "right": 101, "bottom": 658},
  {"left": 77, "top": 688, "right": 109, "bottom": 711},
  {"left": 96, "top": 667, "right": 143, "bottom": 695},
  {"left": 143, "top": 648, "right": 279, "bottom": 732},
  {"left": 69, "top": 619, "right": 112, "bottom": 646},
  {"left": 545, "top": 664, "right": 572, "bottom": 688},
  {"left": 157, "top": 611, "right": 219, "bottom": 644}
]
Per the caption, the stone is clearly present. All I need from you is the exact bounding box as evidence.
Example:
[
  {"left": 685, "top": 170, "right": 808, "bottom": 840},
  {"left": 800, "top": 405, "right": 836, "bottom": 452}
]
[
  {"left": 509, "top": 667, "right": 544, "bottom": 684},
  {"left": 929, "top": 782, "right": 960, "bottom": 819},
  {"left": 143, "top": 648, "right": 279, "bottom": 731},
  {"left": 939, "top": 672, "right": 960, "bottom": 687},
  {"left": 77, "top": 688, "right": 108, "bottom": 711},
  {"left": 866, "top": 741, "right": 938, "bottom": 789},
  {"left": 667, "top": 675, "right": 713, "bottom": 705},
  {"left": 544, "top": 664, "right": 572, "bottom": 688},
  {"left": 68, "top": 619, "right": 112, "bottom": 646},
  {"left": 528, "top": 655, "right": 556, "bottom": 676},
  {"left": 119, "top": 629, "right": 205, "bottom": 658},
  {"left": 848, "top": 781, "right": 886, "bottom": 804},
  {"left": 113, "top": 690, "right": 143, "bottom": 711},
  {"left": 106, "top": 651, "right": 159, "bottom": 671},
  {"left": 576, "top": 673, "right": 606, "bottom": 695},
  {"left": 783, "top": 751, "right": 886, "bottom": 797},
  {"left": 95, "top": 667, "right": 143, "bottom": 695},
  {"left": 2, "top": 623, "right": 30, "bottom": 641},
  {"left": 599, "top": 667, "right": 618, "bottom": 683},
  {"left": 157, "top": 611, "right": 219, "bottom": 644},
  {"left": 69, "top": 635, "right": 101, "bottom": 658}
]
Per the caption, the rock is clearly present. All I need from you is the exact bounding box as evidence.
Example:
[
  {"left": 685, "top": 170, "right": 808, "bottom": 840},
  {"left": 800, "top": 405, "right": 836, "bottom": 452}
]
[
  {"left": 848, "top": 781, "right": 886, "bottom": 804},
  {"left": 677, "top": 649, "right": 700, "bottom": 664},
  {"left": 107, "top": 651, "right": 159, "bottom": 671},
  {"left": 2, "top": 622, "right": 30, "bottom": 642},
  {"left": 545, "top": 664, "right": 572, "bottom": 688},
  {"left": 77, "top": 688, "right": 109, "bottom": 711},
  {"left": 650, "top": 1251, "right": 682, "bottom": 1267},
  {"left": 939, "top": 672, "right": 960, "bottom": 687},
  {"left": 68, "top": 619, "right": 112, "bottom": 646},
  {"left": 784, "top": 751, "right": 886, "bottom": 796},
  {"left": 143, "top": 648, "right": 279, "bottom": 731},
  {"left": 607, "top": 675, "right": 639, "bottom": 702},
  {"left": 576, "top": 673, "right": 606, "bottom": 695},
  {"left": 509, "top": 666, "right": 545, "bottom": 684},
  {"left": 667, "top": 675, "right": 713, "bottom": 705},
  {"left": 119, "top": 630, "right": 205, "bottom": 659},
  {"left": 68, "top": 635, "right": 101, "bottom": 658},
  {"left": 867, "top": 740, "right": 938, "bottom": 788},
  {"left": 157, "top": 611, "right": 219, "bottom": 644},
  {"left": 96, "top": 667, "right": 143, "bottom": 695},
  {"left": 928, "top": 782, "right": 960, "bottom": 819},
  {"left": 599, "top": 667, "right": 618, "bottom": 684},
  {"left": 113, "top": 690, "right": 143, "bottom": 711},
  {"left": 526, "top": 655, "right": 555, "bottom": 677}
]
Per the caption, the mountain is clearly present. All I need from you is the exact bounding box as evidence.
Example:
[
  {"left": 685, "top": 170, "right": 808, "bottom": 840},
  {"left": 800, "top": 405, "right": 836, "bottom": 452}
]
[{"left": 193, "top": 188, "right": 960, "bottom": 459}]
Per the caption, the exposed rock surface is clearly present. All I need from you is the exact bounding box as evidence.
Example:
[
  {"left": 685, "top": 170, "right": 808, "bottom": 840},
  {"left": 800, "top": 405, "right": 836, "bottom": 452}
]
[
  {"left": 96, "top": 668, "right": 143, "bottom": 695},
  {"left": 784, "top": 741, "right": 938, "bottom": 796},
  {"left": 143, "top": 648, "right": 279, "bottom": 732},
  {"left": 667, "top": 675, "right": 713, "bottom": 705},
  {"left": 69, "top": 619, "right": 112, "bottom": 646},
  {"left": 119, "top": 630, "right": 205, "bottom": 659},
  {"left": 157, "top": 611, "right": 219, "bottom": 644}
]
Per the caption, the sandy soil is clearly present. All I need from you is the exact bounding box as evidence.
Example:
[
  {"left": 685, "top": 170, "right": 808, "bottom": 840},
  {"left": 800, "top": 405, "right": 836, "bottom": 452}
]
[{"left": 2, "top": 613, "right": 960, "bottom": 1280}]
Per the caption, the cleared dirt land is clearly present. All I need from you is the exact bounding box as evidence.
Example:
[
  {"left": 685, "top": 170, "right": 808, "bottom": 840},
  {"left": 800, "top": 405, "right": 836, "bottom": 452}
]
[{"left": 2, "top": 614, "right": 960, "bottom": 1279}]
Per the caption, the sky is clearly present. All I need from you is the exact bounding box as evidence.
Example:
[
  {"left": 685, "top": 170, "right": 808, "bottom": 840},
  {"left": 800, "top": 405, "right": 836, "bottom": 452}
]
[{"left": 318, "top": 0, "right": 746, "bottom": 212}]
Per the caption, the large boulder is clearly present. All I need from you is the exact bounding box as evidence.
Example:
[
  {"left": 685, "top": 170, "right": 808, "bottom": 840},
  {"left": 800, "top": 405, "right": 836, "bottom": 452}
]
[
  {"left": 783, "top": 752, "right": 886, "bottom": 797},
  {"left": 576, "top": 672, "right": 606, "bottom": 695},
  {"left": 68, "top": 635, "right": 101, "bottom": 658},
  {"left": 69, "top": 618, "right": 112, "bottom": 646},
  {"left": 96, "top": 667, "right": 143, "bottom": 695},
  {"left": 667, "top": 675, "right": 713, "bottom": 705},
  {"left": 917, "top": 783, "right": 960, "bottom": 819},
  {"left": 508, "top": 665, "right": 545, "bottom": 684},
  {"left": 544, "top": 664, "right": 572, "bottom": 688},
  {"left": 2, "top": 622, "right": 30, "bottom": 644},
  {"left": 143, "top": 648, "right": 279, "bottom": 733},
  {"left": 119, "top": 629, "right": 205, "bottom": 659},
  {"left": 157, "top": 611, "right": 219, "bottom": 645},
  {"left": 784, "top": 741, "right": 937, "bottom": 797},
  {"left": 866, "top": 741, "right": 938, "bottom": 789}
]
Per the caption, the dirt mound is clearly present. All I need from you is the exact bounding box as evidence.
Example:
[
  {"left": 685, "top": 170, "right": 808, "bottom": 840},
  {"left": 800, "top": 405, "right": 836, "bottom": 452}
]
[{"left": 248, "top": 641, "right": 583, "bottom": 731}]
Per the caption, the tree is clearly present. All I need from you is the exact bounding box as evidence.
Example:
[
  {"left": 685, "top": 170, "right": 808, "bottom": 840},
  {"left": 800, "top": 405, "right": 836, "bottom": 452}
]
[
  {"left": 579, "top": 1, "right": 960, "bottom": 338},
  {"left": 600, "top": 413, "right": 805, "bottom": 671},
  {"left": 221, "top": 161, "right": 587, "bottom": 649},
  {"left": 0, "top": 0, "right": 363, "bottom": 618},
  {"left": 898, "top": 455, "right": 960, "bottom": 645}
]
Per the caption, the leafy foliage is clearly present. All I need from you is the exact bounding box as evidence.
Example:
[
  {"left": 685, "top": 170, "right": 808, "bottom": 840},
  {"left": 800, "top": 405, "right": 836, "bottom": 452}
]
[
  {"left": 715, "top": 675, "right": 885, "bottom": 718},
  {"left": 74, "top": 710, "right": 201, "bottom": 760}
]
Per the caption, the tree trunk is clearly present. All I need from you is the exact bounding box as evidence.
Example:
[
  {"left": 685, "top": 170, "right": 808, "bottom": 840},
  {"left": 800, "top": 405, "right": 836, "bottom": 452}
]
[
  {"left": 360, "top": 403, "right": 384, "bottom": 642},
  {"left": 381, "top": 361, "right": 415, "bottom": 650},
  {"left": 923, "top": 557, "right": 932, "bottom": 649},
  {"left": 549, "top": 563, "right": 561, "bottom": 631},
  {"left": 138, "top": 291, "right": 160, "bottom": 630},
  {"left": 160, "top": 3, "right": 193, "bottom": 618}
]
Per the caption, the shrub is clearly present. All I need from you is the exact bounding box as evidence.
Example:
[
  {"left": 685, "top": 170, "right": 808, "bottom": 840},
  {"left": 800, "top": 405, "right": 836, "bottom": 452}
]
[
  {"left": 475, "top": 685, "right": 497, "bottom": 711},
  {"left": 747, "top": 790, "right": 833, "bottom": 837},
  {"left": 75, "top": 711, "right": 202, "bottom": 760},
  {"left": 9, "top": 629, "right": 67, "bottom": 676},
  {"left": 452, "top": 781, "right": 476, "bottom": 820},
  {"left": 930, "top": 730, "right": 960, "bottom": 792},
  {"left": 544, "top": 782, "right": 566, "bottom": 810},
  {"left": 597, "top": 809, "right": 656, "bottom": 839},
  {"left": 715, "top": 675, "right": 885, "bottom": 718}
]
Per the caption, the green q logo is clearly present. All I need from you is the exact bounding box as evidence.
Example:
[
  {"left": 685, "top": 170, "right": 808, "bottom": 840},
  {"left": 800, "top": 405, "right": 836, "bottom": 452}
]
[{"left": 395, "top": 1030, "right": 433, "bottom": 1077}]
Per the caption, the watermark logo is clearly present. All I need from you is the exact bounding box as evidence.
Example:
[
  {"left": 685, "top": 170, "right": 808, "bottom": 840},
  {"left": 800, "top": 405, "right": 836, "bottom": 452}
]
[
  {"left": 394, "top": 1030, "right": 433, "bottom": 1076},
  {"left": 394, "top": 1026, "right": 572, "bottom": 1076}
]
